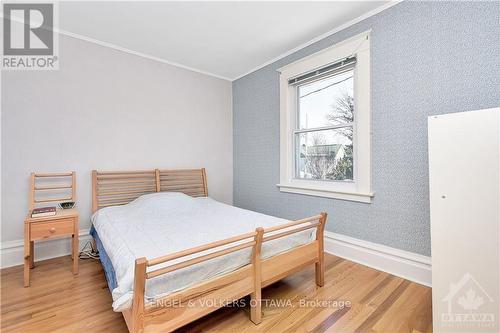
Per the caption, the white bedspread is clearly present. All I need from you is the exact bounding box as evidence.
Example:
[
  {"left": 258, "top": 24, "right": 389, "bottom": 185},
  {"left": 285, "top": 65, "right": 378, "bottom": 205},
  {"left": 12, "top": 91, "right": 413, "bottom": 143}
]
[{"left": 92, "top": 192, "right": 314, "bottom": 311}]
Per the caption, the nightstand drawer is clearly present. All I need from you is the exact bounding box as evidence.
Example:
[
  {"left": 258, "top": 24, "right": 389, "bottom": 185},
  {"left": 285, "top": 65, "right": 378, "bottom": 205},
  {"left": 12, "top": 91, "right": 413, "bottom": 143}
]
[{"left": 30, "top": 219, "right": 75, "bottom": 240}]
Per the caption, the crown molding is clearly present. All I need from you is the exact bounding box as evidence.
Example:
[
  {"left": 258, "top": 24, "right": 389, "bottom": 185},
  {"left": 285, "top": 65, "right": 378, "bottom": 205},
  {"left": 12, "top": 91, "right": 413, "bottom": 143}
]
[
  {"left": 2, "top": 1, "right": 401, "bottom": 81},
  {"left": 232, "top": 1, "right": 402, "bottom": 81},
  {"left": 57, "top": 29, "right": 233, "bottom": 81},
  {"left": 1, "top": 13, "right": 232, "bottom": 81}
]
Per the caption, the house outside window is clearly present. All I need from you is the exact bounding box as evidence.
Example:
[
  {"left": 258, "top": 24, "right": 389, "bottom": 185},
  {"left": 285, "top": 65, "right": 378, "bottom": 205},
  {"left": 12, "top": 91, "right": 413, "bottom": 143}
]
[{"left": 277, "top": 31, "right": 373, "bottom": 203}]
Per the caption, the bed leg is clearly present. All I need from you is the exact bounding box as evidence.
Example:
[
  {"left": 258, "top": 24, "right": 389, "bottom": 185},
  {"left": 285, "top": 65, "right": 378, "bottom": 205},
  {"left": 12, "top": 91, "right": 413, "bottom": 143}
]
[
  {"left": 250, "top": 288, "right": 262, "bottom": 324},
  {"left": 131, "top": 257, "right": 147, "bottom": 333},
  {"left": 315, "top": 213, "right": 327, "bottom": 287},
  {"left": 91, "top": 238, "right": 97, "bottom": 253},
  {"left": 315, "top": 261, "right": 324, "bottom": 287},
  {"left": 250, "top": 227, "right": 264, "bottom": 324}
]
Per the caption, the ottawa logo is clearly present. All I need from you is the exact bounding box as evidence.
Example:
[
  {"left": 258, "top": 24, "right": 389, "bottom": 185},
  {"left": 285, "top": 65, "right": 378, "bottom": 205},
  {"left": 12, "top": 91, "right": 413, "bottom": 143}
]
[{"left": 441, "top": 273, "right": 495, "bottom": 328}]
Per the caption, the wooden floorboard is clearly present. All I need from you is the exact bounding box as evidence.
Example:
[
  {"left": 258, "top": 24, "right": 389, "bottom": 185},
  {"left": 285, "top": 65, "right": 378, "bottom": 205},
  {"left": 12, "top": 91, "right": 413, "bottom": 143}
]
[{"left": 1, "top": 254, "right": 432, "bottom": 333}]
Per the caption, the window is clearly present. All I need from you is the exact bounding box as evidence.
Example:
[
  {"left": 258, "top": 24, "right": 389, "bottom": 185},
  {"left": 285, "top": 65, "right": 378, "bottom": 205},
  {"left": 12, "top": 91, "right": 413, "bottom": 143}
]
[
  {"left": 295, "top": 66, "right": 354, "bottom": 182},
  {"left": 278, "top": 32, "right": 373, "bottom": 203}
]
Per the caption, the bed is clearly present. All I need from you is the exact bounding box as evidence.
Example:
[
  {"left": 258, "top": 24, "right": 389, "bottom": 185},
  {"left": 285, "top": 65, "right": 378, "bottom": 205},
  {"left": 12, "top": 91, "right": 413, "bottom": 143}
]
[{"left": 91, "top": 168, "right": 326, "bottom": 333}]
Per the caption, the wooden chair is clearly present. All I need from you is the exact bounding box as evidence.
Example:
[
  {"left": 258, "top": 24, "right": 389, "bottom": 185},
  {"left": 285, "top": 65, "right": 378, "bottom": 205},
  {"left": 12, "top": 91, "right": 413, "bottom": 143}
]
[
  {"left": 29, "top": 172, "right": 76, "bottom": 213},
  {"left": 24, "top": 172, "right": 79, "bottom": 287}
]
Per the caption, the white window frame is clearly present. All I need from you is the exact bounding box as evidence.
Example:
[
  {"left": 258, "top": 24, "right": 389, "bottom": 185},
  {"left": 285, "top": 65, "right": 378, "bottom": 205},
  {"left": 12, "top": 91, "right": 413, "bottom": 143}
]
[{"left": 277, "top": 31, "right": 373, "bottom": 203}]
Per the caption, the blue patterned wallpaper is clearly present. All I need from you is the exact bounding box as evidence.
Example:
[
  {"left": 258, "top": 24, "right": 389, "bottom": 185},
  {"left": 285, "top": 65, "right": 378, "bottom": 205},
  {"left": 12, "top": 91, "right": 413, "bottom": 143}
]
[{"left": 232, "top": 1, "right": 500, "bottom": 256}]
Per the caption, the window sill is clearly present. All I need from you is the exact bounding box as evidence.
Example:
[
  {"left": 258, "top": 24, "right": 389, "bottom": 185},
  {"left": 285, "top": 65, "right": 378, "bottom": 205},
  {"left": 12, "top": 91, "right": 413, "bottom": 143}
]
[{"left": 276, "top": 183, "right": 373, "bottom": 203}]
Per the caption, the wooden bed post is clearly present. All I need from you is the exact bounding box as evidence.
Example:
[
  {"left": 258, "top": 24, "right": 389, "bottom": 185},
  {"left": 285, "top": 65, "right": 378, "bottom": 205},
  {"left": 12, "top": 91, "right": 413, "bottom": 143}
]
[
  {"left": 92, "top": 170, "right": 98, "bottom": 213},
  {"left": 250, "top": 227, "right": 264, "bottom": 324},
  {"left": 155, "top": 169, "right": 161, "bottom": 192},
  {"left": 28, "top": 173, "right": 35, "bottom": 213},
  {"left": 201, "top": 168, "right": 208, "bottom": 197},
  {"left": 71, "top": 171, "right": 77, "bottom": 202},
  {"left": 132, "top": 257, "right": 147, "bottom": 333},
  {"left": 315, "top": 212, "right": 327, "bottom": 287},
  {"left": 91, "top": 170, "right": 98, "bottom": 252}
]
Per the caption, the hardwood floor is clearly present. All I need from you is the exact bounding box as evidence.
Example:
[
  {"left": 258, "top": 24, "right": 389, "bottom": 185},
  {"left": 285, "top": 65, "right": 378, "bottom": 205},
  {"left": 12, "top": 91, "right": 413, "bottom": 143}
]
[{"left": 1, "top": 254, "right": 432, "bottom": 333}]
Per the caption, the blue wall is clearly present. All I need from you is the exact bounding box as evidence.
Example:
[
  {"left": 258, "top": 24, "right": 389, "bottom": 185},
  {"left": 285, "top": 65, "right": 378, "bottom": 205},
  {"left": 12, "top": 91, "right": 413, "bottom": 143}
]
[{"left": 232, "top": 1, "right": 500, "bottom": 256}]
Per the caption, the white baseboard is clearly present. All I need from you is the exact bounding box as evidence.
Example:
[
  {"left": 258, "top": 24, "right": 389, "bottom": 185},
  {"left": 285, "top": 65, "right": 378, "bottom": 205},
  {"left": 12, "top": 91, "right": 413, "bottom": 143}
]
[
  {"left": 324, "top": 231, "right": 432, "bottom": 287},
  {"left": 0, "top": 229, "right": 92, "bottom": 269},
  {"left": 1, "top": 229, "right": 432, "bottom": 287}
]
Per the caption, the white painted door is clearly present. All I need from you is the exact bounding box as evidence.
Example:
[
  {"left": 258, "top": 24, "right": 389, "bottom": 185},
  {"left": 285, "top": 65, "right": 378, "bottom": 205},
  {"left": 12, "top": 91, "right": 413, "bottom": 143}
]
[{"left": 428, "top": 108, "right": 499, "bottom": 332}]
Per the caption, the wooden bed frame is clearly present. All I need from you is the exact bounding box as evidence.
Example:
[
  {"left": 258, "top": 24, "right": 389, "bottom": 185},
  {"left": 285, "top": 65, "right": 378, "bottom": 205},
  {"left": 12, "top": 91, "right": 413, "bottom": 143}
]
[{"left": 92, "top": 168, "right": 327, "bottom": 333}]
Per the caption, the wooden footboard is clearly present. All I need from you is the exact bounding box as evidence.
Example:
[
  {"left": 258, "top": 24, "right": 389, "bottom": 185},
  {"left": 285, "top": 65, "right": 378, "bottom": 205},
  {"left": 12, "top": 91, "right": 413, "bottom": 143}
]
[
  {"left": 124, "top": 229, "right": 263, "bottom": 333},
  {"left": 262, "top": 213, "right": 327, "bottom": 288},
  {"left": 124, "top": 213, "right": 327, "bottom": 333}
]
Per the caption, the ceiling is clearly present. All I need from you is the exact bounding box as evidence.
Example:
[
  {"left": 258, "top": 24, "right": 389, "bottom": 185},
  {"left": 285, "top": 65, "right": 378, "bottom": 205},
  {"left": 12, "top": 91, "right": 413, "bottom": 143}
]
[{"left": 59, "top": 1, "right": 390, "bottom": 80}]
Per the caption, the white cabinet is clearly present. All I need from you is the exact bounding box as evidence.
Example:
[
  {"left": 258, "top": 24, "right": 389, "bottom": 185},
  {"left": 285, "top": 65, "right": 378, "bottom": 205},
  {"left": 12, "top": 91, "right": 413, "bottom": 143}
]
[{"left": 428, "top": 108, "right": 499, "bottom": 332}]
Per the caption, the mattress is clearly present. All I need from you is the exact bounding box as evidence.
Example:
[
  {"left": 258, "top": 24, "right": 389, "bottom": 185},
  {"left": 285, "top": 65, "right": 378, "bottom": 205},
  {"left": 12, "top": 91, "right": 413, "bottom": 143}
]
[{"left": 92, "top": 192, "right": 314, "bottom": 312}]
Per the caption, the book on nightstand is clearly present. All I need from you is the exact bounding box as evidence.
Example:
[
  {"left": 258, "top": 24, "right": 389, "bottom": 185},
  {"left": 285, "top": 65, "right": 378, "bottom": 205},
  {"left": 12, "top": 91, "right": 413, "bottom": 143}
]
[{"left": 31, "top": 206, "right": 56, "bottom": 218}]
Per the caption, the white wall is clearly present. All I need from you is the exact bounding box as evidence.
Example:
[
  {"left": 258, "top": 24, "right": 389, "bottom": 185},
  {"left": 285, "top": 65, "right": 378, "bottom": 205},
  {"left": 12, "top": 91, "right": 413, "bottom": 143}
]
[{"left": 1, "top": 35, "right": 233, "bottom": 249}]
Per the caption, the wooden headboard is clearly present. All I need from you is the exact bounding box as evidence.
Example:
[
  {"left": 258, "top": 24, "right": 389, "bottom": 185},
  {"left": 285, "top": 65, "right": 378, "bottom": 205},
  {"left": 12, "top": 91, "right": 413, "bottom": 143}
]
[{"left": 92, "top": 168, "right": 207, "bottom": 213}]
